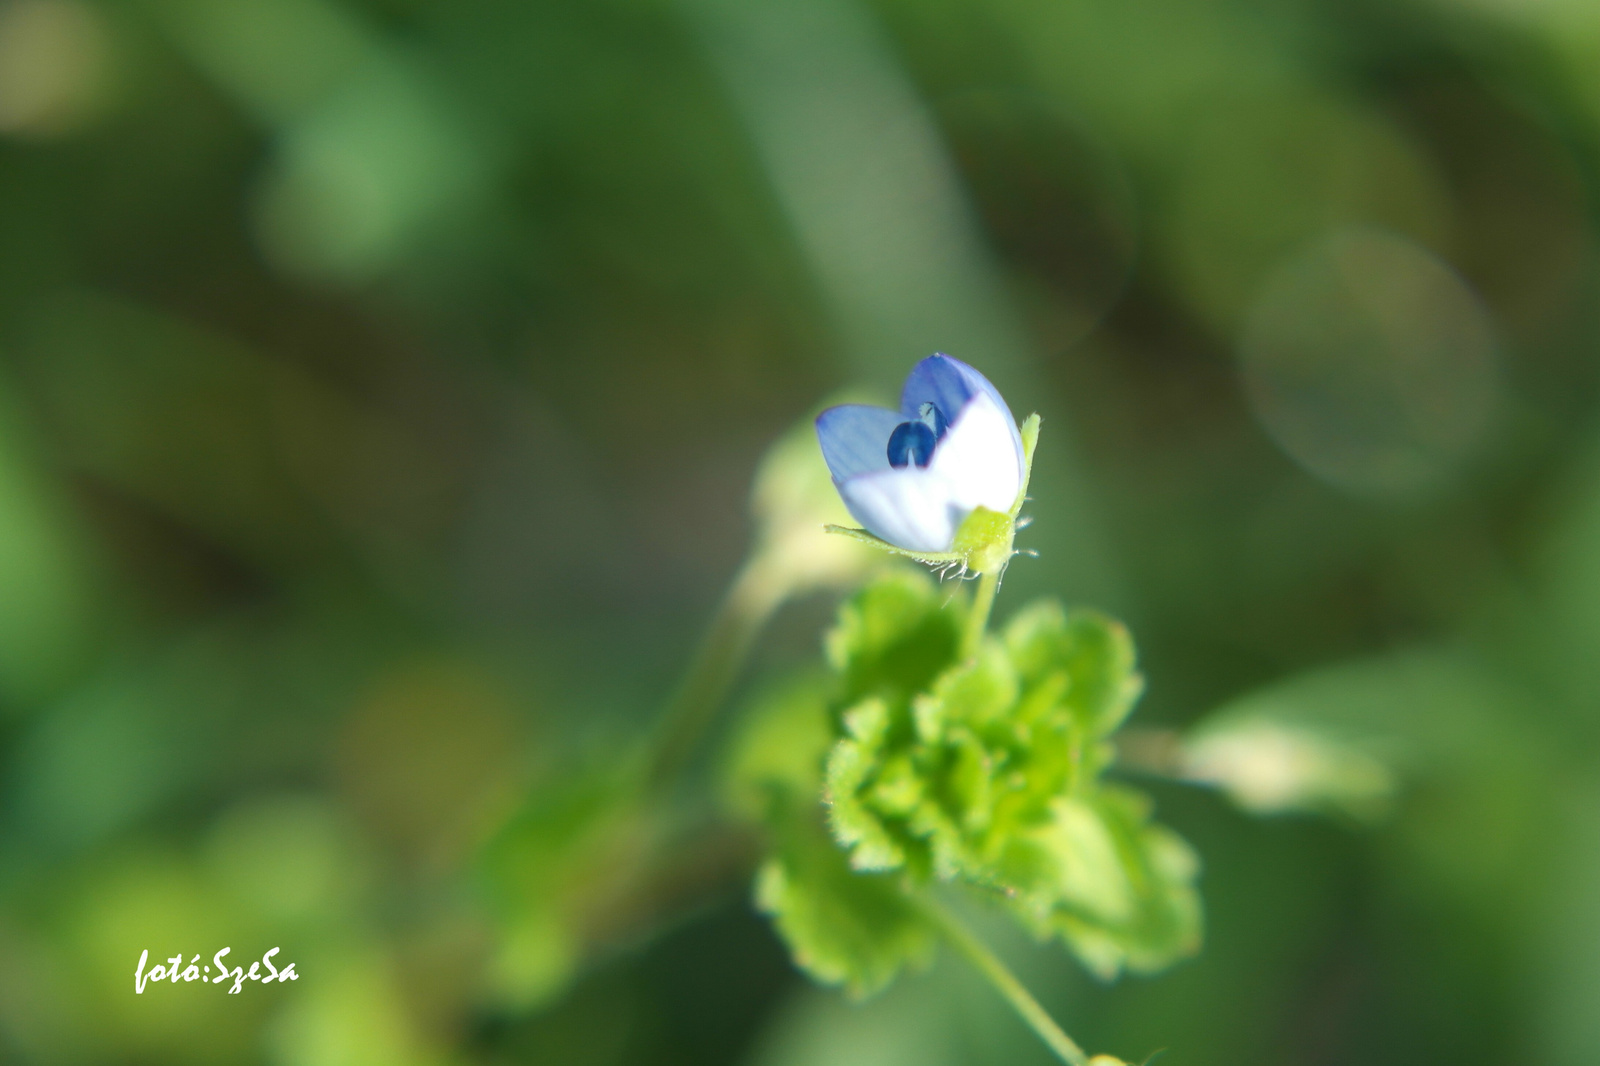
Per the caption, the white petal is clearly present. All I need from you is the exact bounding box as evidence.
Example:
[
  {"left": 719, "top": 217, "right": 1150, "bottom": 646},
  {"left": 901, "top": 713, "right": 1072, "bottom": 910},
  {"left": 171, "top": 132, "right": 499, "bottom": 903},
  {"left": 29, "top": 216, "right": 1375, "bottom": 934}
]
[
  {"left": 930, "top": 391, "right": 1023, "bottom": 514},
  {"left": 837, "top": 466, "right": 964, "bottom": 552}
]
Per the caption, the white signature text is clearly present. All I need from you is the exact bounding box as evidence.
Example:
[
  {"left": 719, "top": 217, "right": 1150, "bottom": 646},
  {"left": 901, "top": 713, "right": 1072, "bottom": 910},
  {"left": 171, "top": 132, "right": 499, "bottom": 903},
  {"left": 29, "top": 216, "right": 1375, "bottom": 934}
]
[{"left": 135, "top": 948, "right": 299, "bottom": 994}]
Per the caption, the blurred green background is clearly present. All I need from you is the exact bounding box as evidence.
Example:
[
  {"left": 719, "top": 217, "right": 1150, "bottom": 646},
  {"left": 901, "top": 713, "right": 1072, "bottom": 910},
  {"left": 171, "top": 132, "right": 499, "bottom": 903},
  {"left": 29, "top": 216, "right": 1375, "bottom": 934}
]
[{"left": 2, "top": 0, "right": 1599, "bottom": 1062}]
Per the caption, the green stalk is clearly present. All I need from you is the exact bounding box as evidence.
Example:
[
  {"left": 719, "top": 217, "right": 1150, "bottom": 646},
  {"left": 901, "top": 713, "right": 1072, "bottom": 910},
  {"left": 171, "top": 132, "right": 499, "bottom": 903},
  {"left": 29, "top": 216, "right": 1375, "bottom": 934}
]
[
  {"left": 644, "top": 554, "right": 788, "bottom": 790},
  {"left": 960, "top": 567, "right": 1001, "bottom": 660},
  {"left": 920, "top": 896, "right": 1089, "bottom": 1066}
]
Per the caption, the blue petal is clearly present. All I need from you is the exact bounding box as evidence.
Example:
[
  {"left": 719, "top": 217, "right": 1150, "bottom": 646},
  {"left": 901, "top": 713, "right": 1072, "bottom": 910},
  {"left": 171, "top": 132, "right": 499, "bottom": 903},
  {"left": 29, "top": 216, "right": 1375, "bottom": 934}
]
[
  {"left": 900, "top": 354, "right": 1022, "bottom": 461},
  {"left": 815, "top": 404, "right": 903, "bottom": 482}
]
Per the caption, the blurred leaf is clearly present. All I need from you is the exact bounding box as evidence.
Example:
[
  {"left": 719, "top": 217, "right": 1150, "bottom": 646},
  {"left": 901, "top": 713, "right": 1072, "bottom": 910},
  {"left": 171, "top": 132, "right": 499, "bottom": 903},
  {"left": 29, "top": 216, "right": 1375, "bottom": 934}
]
[
  {"left": 756, "top": 801, "right": 937, "bottom": 1000},
  {"left": 1177, "top": 715, "right": 1398, "bottom": 822},
  {"left": 748, "top": 414, "right": 880, "bottom": 597},
  {"left": 1199, "top": 649, "right": 1560, "bottom": 918},
  {"left": 0, "top": 371, "right": 95, "bottom": 704},
  {"left": 689, "top": 0, "right": 1033, "bottom": 381},
  {"left": 722, "top": 672, "right": 834, "bottom": 821},
  {"left": 153, "top": 0, "right": 380, "bottom": 125},
  {"left": 477, "top": 761, "right": 651, "bottom": 1010},
  {"left": 1198, "top": 648, "right": 1527, "bottom": 778},
  {"left": 253, "top": 57, "right": 492, "bottom": 283},
  {"left": 157, "top": 0, "right": 495, "bottom": 283}
]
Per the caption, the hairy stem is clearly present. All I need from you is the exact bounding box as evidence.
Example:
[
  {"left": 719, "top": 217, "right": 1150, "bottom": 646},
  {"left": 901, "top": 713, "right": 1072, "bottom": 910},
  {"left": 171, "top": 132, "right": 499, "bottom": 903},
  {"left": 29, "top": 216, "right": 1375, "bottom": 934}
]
[
  {"left": 961, "top": 567, "right": 1001, "bottom": 660},
  {"left": 644, "top": 555, "right": 788, "bottom": 790},
  {"left": 920, "top": 896, "right": 1089, "bottom": 1066}
]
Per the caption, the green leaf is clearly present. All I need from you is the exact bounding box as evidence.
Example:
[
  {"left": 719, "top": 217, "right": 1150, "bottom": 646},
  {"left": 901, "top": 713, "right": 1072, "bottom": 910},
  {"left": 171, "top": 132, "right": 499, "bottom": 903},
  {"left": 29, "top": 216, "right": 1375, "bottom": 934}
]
[
  {"left": 757, "top": 802, "right": 938, "bottom": 999},
  {"left": 1003, "top": 788, "right": 1201, "bottom": 980},
  {"left": 1005, "top": 603, "right": 1143, "bottom": 737},
  {"left": 825, "top": 569, "right": 964, "bottom": 707},
  {"left": 785, "top": 569, "right": 1200, "bottom": 994},
  {"left": 916, "top": 641, "right": 1020, "bottom": 737},
  {"left": 823, "top": 643, "right": 1022, "bottom": 880},
  {"left": 826, "top": 699, "right": 910, "bottom": 871}
]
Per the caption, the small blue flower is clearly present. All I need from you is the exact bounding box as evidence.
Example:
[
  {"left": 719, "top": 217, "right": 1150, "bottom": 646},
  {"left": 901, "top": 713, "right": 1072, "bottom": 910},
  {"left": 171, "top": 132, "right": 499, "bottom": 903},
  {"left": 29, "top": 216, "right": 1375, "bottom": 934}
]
[{"left": 815, "top": 355, "right": 1025, "bottom": 553}]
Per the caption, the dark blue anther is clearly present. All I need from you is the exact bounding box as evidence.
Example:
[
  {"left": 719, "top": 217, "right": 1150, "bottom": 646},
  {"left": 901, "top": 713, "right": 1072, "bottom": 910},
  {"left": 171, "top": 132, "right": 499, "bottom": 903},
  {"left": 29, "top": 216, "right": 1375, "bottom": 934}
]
[
  {"left": 887, "top": 420, "right": 937, "bottom": 468},
  {"left": 918, "top": 401, "right": 949, "bottom": 441}
]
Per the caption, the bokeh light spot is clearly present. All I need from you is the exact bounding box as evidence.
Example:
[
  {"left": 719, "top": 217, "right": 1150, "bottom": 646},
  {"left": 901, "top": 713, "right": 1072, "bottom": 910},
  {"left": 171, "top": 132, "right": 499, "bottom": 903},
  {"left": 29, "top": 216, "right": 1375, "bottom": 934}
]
[
  {"left": 1238, "top": 227, "right": 1499, "bottom": 497},
  {"left": 252, "top": 63, "right": 488, "bottom": 285},
  {"left": 206, "top": 795, "right": 362, "bottom": 926},
  {"left": 0, "top": 0, "right": 108, "bottom": 137}
]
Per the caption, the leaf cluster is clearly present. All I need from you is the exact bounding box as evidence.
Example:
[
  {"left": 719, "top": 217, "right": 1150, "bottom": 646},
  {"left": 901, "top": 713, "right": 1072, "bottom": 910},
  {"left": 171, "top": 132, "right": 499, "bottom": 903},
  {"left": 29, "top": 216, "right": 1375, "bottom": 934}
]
[{"left": 738, "top": 571, "right": 1201, "bottom": 996}]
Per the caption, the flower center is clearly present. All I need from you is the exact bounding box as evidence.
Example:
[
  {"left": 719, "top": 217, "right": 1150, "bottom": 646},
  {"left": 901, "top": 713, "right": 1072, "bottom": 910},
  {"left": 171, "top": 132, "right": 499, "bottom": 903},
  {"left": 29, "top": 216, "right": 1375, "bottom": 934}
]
[{"left": 887, "top": 402, "right": 950, "bottom": 468}]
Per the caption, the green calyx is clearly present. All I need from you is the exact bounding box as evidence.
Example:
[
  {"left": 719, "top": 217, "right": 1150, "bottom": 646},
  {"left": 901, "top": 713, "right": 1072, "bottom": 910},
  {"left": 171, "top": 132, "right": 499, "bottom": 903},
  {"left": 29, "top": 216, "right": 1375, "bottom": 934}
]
[{"left": 826, "top": 413, "right": 1041, "bottom": 577}]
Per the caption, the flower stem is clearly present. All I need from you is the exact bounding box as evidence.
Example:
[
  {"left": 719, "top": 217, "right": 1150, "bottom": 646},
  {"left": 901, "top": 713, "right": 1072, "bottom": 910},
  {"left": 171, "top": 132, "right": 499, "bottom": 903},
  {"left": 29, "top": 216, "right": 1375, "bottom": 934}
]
[
  {"left": 961, "top": 567, "right": 1001, "bottom": 660},
  {"left": 644, "top": 555, "right": 788, "bottom": 791},
  {"left": 920, "top": 896, "right": 1089, "bottom": 1066}
]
